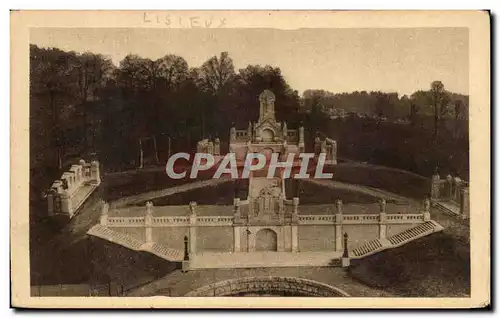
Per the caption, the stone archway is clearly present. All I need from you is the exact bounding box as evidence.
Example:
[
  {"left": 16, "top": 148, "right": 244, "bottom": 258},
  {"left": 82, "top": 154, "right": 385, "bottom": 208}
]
[
  {"left": 255, "top": 228, "right": 278, "bottom": 251},
  {"left": 184, "top": 276, "right": 351, "bottom": 297}
]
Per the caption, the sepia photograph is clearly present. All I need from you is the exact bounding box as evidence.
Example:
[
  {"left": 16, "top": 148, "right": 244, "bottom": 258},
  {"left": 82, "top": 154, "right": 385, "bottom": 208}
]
[{"left": 10, "top": 10, "right": 490, "bottom": 308}]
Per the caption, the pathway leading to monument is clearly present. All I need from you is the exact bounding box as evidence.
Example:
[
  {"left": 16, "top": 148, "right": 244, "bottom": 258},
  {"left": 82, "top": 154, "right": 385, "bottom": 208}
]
[
  {"left": 125, "top": 267, "right": 393, "bottom": 297},
  {"left": 303, "top": 179, "right": 413, "bottom": 203}
]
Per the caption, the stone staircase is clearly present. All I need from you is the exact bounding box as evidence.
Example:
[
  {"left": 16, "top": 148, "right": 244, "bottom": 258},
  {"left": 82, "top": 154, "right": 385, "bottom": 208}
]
[
  {"left": 148, "top": 242, "right": 184, "bottom": 261},
  {"left": 350, "top": 221, "right": 444, "bottom": 259},
  {"left": 351, "top": 239, "right": 383, "bottom": 258},
  {"left": 87, "top": 224, "right": 183, "bottom": 262},
  {"left": 387, "top": 221, "right": 437, "bottom": 246},
  {"left": 432, "top": 200, "right": 464, "bottom": 218}
]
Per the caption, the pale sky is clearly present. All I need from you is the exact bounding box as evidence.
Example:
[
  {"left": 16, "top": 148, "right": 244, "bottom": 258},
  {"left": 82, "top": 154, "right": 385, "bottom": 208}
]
[{"left": 30, "top": 27, "right": 469, "bottom": 96}]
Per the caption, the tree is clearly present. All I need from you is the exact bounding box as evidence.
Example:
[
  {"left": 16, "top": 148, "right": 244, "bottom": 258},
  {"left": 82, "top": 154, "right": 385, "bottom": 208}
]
[
  {"left": 197, "top": 51, "right": 235, "bottom": 95},
  {"left": 74, "top": 52, "right": 114, "bottom": 151},
  {"left": 30, "top": 45, "right": 80, "bottom": 170},
  {"left": 409, "top": 101, "right": 420, "bottom": 127},
  {"left": 453, "top": 99, "right": 464, "bottom": 139},
  {"left": 430, "top": 81, "right": 450, "bottom": 139}
]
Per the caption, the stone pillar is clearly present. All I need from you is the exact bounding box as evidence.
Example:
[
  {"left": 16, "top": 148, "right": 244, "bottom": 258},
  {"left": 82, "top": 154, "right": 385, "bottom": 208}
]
[
  {"left": 460, "top": 187, "right": 470, "bottom": 219},
  {"left": 379, "top": 212, "right": 387, "bottom": 239},
  {"left": 454, "top": 177, "right": 462, "bottom": 202},
  {"left": 196, "top": 140, "right": 203, "bottom": 154},
  {"left": 47, "top": 191, "right": 54, "bottom": 217},
  {"left": 247, "top": 122, "right": 252, "bottom": 139},
  {"left": 278, "top": 194, "right": 285, "bottom": 223},
  {"left": 214, "top": 138, "right": 220, "bottom": 156},
  {"left": 234, "top": 198, "right": 242, "bottom": 223},
  {"left": 100, "top": 201, "right": 109, "bottom": 226},
  {"left": 189, "top": 201, "right": 197, "bottom": 255},
  {"left": 298, "top": 126, "right": 305, "bottom": 152},
  {"left": 291, "top": 224, "right": 298, "bottom": 252},
  {"left": 331, "top": 140, "right": 337, "bottom": 165},
  {"left": 335, "top": 200, "right": 343, "bottom": 252},
  {"left": 378, "top": 199, "right": 387, "bottom": 239},
  {"left": 314, "top": 137, "right": 321, "bottom": 155},
  {"left": 282, "top": 121, "right": 288, "bottom": 140},
  {"left": 423, "top": 198, "right": 431, "bottom": 221},
  {"left": 60, "top": 191, "right": 72, "bottom": 216},
  {"left": 431, "top": 170, "right": 441, "bottom": 199},
  {"left": 90, "top": 160, "right": 101, "bottom": 185},
  {"left": 207, "top": 141, "right": 214, "bottom": 155},
  {"left": 321, "top": 140, "right": 327, "bottom": 154},
  {"left": 230, "top": 127, "right": 236, "bottom": 141},
  {"left": 145, "top": 201, "right": 153, "bottom": 243},
  {"left": 233, "top": 226, "right": 241, "bottom": 252},
  {"left": 292, "top": 197, "right": 299, "bottom": 223},
  {"left": 446, "top": 175, "right": 453, "bottom": 199}
]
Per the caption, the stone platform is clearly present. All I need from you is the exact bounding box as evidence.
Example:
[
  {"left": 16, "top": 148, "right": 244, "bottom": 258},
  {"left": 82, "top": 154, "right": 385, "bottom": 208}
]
[{"left": 189, "top": 251, "right": 341, "bottom": 269}]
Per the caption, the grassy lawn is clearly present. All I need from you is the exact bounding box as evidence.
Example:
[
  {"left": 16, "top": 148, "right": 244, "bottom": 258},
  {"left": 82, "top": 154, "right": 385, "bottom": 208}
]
[{"left": 348, "top": 231, "right": 470, "bottom": 297}]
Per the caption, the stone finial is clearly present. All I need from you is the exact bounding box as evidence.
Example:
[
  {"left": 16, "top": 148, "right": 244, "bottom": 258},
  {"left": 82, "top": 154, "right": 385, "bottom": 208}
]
[
  {"left": 79, "top": 159, "right": 86, "bottom": 166},
  {"left": 446, "top": 174, "right": 453, "bottom": 182},
  {"left": 146, "top": 201, "right": 153, "bottom": 215},
  {"left": 101, "top": 200, "right": 109, "bottom": 215},
  {"left": 379, "top": 199, "right": 387, "bottom": 213},
  {"left": 424, "top": 197, "right": 431, "bottom": 212},
  {"left": 230, "top": 127, "right": 236, "bottom": 141},
  {"left": 189, "top": 201, "right": 197, "bottom": 216},
  {"left": 336, "top": 199, "right": 343, "bottom": 214},
  {"left": 433, "top": 166, "right": 439, "bottom": 175}
]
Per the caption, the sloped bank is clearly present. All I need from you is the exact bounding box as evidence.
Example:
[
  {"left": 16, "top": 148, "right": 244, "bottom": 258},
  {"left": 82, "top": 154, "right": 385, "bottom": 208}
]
[{"left": 347, "top": 231, "right": 470, "bottom": 297}]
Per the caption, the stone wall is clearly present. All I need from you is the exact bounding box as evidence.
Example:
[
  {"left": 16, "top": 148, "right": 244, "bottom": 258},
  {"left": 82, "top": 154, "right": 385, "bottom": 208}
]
[
  {"left": 112, "top": 227, "right": 147, "bottom": 242},
  {"left": 298, "top": 225, "right": 336, "bottom": 252},
  {"left": 153, "top": 227, "right": 188, "bottom": 250},
  {"left": 343, "top": 224, "right": 379, "bottom": 247},
  {"left": 197, "top": 226, "right": 234, "bottom": 252}
]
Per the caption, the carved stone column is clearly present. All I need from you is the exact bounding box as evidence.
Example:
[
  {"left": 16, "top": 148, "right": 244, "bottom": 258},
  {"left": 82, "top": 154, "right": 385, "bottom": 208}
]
[
  {"left": 145, "top": 201, "right": 153, "bottom": 244},
  {"left": 335, "top": 200, "right": 343, "bottom": 252},
  {"left": 378, "top": 199, "right": 387, "bottom": 239},
  {"left": 189, "top": 201, "right": 197, "bottom": 255}
]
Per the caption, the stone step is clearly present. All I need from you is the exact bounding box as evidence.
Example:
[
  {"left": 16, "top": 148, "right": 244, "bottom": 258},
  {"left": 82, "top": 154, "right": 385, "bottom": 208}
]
[
  {"left": 350, "top": 221, "right": 443, "bottom": 259},
  {"left": 87, "top": 225, "right": 183, "bottom": 262}
]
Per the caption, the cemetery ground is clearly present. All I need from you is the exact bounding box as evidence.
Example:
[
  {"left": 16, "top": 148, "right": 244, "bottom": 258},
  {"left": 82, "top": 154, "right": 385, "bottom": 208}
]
[{"left": 30, "top": 162, "right": 470, "bottom": 296}]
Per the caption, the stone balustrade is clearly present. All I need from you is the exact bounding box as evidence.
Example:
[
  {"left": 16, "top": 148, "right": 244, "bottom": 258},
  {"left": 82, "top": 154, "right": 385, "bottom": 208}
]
[
  {"left": 314, "top": 135, "right": 337, "bottom": 164},
  {"left": 297, "top": 212, "right": 425, "bottom": 225},
  {"left": 47, "top": 159, "right": 101, "bottom": 218},
  {"left": 430, "top": 169, "right": 470, "bottom": 218}
]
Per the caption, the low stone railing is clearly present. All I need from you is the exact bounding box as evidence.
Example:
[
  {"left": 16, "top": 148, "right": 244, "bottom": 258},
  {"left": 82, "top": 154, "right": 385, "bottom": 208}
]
[
  {"left": 46, "top": 159, "right": 101, "bottom": 218},
  {"left": 297, "top": 212, "right": 426, "bottom": 225}
]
